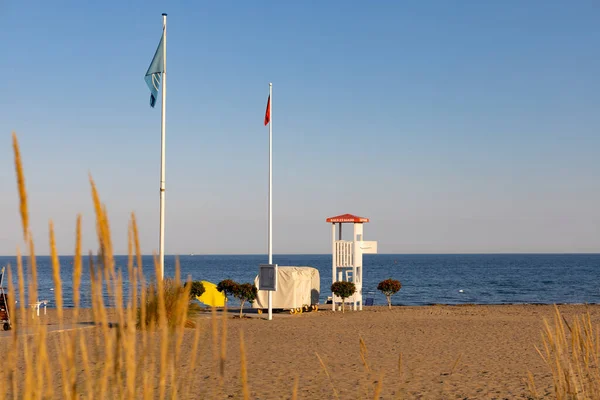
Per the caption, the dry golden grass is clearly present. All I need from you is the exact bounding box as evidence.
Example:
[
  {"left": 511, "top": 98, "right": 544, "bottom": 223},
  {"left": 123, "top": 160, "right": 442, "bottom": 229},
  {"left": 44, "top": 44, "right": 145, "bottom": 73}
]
[
  {"left": 528, "top": 305, "right": 600, "bottom": 400},
  {"left": 12, "top": 132, "right": 28, "bottom": 242},
  {"left": 2, "top": 133, "right": 210, "bottom": 398},
  {"left": 316, "top": 351, "right": 340, "bottom": 399},
  {"left": 240, "top": 330, "right": 249, "bottom": 400},
  {"left": 138, "top": 276, "right": 194, "bottom": 329}
]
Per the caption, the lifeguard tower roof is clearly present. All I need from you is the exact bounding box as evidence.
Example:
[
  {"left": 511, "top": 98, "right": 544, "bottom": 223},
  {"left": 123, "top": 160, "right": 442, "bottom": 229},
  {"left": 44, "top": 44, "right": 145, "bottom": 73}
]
[{"left": 326, "top": 213, "right": 369, "bottom": 223}]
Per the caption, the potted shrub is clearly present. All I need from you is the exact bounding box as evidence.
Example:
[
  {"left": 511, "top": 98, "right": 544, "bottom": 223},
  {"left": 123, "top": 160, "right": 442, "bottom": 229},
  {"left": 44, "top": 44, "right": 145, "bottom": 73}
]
[
  {"left": 216, "top": 279, "right": 238, "bottom": 302},
  {"left": 377, "top": 278, "right": 401, "bottom": 309},
  {"left": 185, "top": 280, "right": 205, "bottom": 300},
  {"left": 331, "top": 281, "right": 356, "bottom": 313},
  {"left": 233, "top": 283, "right": 258, "bottom": 318}
]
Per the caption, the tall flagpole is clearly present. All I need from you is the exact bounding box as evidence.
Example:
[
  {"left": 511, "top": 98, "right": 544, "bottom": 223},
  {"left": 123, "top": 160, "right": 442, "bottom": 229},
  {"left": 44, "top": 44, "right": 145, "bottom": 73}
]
[
  {"left": 159, "top": 13, "right": 167, "bottom": 279},
  {"left": 268, "top": 82, "right": 273, "bottom": 321}
]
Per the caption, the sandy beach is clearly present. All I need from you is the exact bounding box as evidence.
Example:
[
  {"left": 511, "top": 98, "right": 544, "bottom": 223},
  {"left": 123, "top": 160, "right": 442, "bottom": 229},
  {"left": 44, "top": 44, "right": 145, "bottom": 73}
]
[{"left": 1, "top": 303, "right": 598, "bottom": 399}]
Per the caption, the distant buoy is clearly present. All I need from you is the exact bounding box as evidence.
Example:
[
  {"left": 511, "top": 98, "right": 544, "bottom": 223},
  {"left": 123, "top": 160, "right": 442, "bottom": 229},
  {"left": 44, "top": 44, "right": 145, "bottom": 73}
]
[
  {"left": 50, "top": 288, "right": 54, "bottom": 291},
  {"left": 458, "top": 289, "right": 464, "bottom": 293}
]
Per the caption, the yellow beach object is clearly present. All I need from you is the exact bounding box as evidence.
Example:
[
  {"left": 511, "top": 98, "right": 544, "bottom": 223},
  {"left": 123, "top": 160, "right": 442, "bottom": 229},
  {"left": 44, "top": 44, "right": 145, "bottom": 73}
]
[{"left": 196, "top": 281, "right": 226, "bottom": 307}]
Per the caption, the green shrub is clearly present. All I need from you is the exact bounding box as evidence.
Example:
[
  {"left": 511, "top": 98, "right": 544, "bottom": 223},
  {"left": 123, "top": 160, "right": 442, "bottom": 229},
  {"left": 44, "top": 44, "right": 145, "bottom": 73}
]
[
  {"left": 234, "top": 283, "right": 258, "bottom": 318},
  {"left": 185, "top": 280, "right": 205, "bottom": 299},
  {"left": 377, "top": 279, "right": 401, "bottom": 309},
  {"left": 217, "top": 279, "right": 238, "bottom": 301},
  {"left": 331, "top": 281, "right": 356, "bottom": 313}
]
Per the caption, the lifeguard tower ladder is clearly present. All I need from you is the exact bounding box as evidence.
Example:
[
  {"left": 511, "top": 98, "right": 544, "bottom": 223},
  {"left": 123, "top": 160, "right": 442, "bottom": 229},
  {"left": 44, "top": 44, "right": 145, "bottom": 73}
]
[{"left": 327, "top": 214, "right": 377, "bottom": 311}]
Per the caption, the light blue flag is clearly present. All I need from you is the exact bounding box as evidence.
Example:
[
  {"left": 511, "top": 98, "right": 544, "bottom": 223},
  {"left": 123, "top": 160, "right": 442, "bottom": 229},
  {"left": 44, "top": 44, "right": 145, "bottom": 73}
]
[{"left": 145, "top": 30, "right": 165, "bottom": 108}]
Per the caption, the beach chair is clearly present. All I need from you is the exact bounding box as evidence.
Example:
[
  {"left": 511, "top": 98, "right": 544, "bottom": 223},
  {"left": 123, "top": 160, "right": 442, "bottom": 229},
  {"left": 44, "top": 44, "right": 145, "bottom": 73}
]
[{"left": 0, "top": 267, "right": 12, "bottom": 330}]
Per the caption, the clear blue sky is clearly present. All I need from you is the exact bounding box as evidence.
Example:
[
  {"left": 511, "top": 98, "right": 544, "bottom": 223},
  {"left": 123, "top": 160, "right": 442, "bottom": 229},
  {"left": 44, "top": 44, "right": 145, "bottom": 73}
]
[{"left": 1, "top": 1, "right": 599, "bottom": 255}]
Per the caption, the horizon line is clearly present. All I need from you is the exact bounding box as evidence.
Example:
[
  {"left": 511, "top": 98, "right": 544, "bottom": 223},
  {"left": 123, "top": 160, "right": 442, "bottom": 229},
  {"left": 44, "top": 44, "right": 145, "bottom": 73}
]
[{"left": 0, "top": 252, "right": 599, "bottom": 257}]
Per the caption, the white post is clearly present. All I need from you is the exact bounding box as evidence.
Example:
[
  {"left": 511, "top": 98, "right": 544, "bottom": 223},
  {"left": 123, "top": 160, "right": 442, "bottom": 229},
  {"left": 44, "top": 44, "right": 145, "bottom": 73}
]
[
  {"left": 268, "top": 82, "right": 273, "bottom": 321},
  {"left": 355, "top": 223, "right": 364, "bottom": 311},
  {"left": 158, "top": 13, "right": 167, "bottom": 279},
  {"left": 331, "top": 223, "right": 336, "bottom": 311},
  {"left": 352, "top": 222, "right": 357, "bottom": 311}
]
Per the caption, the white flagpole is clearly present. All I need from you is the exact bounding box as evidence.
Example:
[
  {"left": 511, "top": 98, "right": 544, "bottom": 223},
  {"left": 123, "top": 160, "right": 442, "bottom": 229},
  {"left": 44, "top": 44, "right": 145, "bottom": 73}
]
[
  {"left": 268, "top": 82, "right": 273, "bottom": 321},
  {"left": 159, "top": 13, "right": 167, "bottom": 279}
]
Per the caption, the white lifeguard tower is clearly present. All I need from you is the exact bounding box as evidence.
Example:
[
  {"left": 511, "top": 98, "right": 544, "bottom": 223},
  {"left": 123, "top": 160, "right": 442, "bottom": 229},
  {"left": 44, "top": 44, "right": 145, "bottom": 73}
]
[{"left": 327, "top": 213, "right": 378, "bottom": 311}]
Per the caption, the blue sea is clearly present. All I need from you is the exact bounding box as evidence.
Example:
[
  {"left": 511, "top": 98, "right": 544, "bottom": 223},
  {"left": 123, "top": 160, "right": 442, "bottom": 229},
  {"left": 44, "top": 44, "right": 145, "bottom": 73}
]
[{"left": 0, "top": 254, "right": 598, "bottom": 308}]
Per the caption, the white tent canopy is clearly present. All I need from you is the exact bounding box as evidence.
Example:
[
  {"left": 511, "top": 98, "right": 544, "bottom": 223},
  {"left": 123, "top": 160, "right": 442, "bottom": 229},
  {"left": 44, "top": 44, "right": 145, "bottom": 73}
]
[{"left": 253, "top": 266, "right": 320, "bottom": 310}]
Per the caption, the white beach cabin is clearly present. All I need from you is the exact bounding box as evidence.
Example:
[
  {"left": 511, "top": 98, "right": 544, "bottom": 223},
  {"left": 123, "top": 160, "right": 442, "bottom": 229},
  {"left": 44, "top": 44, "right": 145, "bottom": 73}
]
[{"left": 327, "top": 213, "right": 378, "bottom": 311}]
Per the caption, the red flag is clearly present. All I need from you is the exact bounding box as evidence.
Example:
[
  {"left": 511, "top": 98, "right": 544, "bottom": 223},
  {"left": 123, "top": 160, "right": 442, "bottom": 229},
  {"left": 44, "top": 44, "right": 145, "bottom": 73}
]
[{"left": 264, "top": 95, "right": 271, "bottom": 126}]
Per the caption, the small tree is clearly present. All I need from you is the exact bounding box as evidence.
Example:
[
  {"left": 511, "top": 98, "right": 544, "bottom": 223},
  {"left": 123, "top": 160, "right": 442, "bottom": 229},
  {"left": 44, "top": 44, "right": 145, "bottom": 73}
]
[
  {"left": 331, "top": 281, "right": 356, "bottom": 313},
  {"left": 217, "top": 279, "right": 238, "bottom": 302},
  {"left": 185, "top": 280, "right": 205, "bottom": 300},
  {"left": 377, "top": 278, "right": 401, "bottom": 309},
  {"left": 234, "top": 283, "right": 258, "bottom": 318}
]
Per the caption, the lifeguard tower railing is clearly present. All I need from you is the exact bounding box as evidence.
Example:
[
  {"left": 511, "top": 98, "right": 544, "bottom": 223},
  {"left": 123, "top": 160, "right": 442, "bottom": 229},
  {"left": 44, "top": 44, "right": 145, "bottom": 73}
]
[
  {"left": 333, "top": 240, "right": 362, "bottom": 284},
  {"left": 332, "top": 240, "right": 362, "bottom": 309},
  {"left": 334, "top": 240, "right": 354, "bottom": 267}
]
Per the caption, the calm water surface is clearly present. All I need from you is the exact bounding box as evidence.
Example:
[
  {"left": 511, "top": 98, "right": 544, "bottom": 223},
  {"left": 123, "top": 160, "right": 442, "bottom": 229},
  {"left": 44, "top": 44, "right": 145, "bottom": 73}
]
[{"left": 0, "top": 254, "right": 598, "bottom": 308}]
